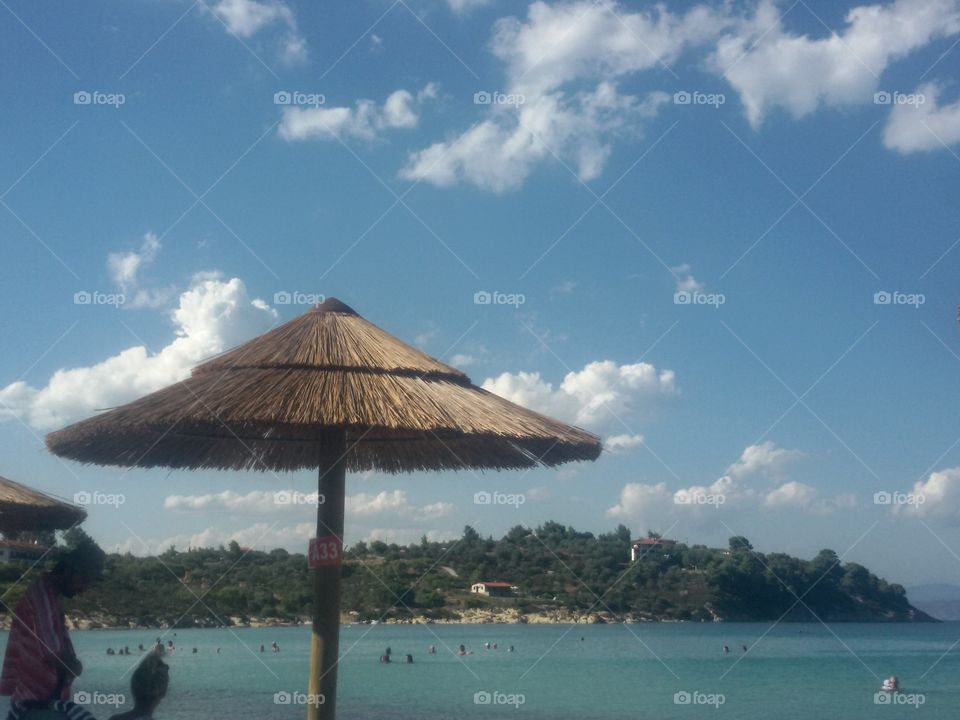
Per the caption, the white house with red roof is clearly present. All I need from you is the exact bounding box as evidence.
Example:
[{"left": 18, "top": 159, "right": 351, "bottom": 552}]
[
  {"left": 470, "top": 581, "right": 517, "bottom": 597},
  {"left": 630, "top": 537, "right": 676, "bottom": 561}
]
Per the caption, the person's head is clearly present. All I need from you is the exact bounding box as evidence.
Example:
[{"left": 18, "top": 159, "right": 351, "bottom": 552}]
[
  {"left": 131, "top": 651, "right": 169, "bottom": 712},
  {"left": 51, "top": 540, "right": 105, "bottom": 597}
]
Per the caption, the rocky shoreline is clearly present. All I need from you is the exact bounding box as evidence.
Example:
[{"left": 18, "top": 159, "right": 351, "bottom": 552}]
[{"left": 0, "top": 602, "right": 928, "bottom": 630}]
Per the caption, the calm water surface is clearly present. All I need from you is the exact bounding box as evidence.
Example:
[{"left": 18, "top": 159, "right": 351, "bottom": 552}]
[{"left": 1, "top": 623, "right": 959, "bottom": 718}]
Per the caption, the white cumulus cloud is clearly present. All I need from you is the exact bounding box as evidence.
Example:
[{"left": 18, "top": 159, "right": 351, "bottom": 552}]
[
  {"left": 883, "top": 82, "right": 960, "bottom": 153},
  {"left": 763, "top": 480, "right": 818, "bottom": 509},
  {"left": 897, "top": 466, "right": 960, "bottom": 521},
  {"left": 211, "top": 0, "right": 307, "bottom": 63},
  {"left": 279, "top": 85, "right": 436, "bottom": 142},
  {"left": 402, "top": 0, "right": 728, "bottom": 191},
  {"left": 0, "top": 274, "right": 277, "bottom": 430},
  {"left": 726, "top": 441, "right": 803, "bottom": 479},
  {"left": 606, "top": 433, "right": 644, "bottom": 452},
  {"left": 711, "top": 0, "right": 960, "bottom": 127},
  {"left": 106, "top": 232, "right": 176, "bottom": 309},
  {"left": 481, "top": 359, "right": 675, "bottom": 430}
]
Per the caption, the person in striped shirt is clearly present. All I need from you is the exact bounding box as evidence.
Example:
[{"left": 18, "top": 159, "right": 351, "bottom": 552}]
[{"left": 0, "top": 540, "right": 105, "bottom": 712}]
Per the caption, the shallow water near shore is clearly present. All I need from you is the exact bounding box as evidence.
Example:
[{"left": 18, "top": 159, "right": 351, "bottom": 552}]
[{"left": 1, "top": 622, "right": 959, "bottom": 718}]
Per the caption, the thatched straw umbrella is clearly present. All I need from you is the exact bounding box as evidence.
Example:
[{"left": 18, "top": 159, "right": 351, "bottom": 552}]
[
  {"left": 0, "top": 475, "right": 87, "bottom": 535},
  {"left": 46, "top": 297, "right": 601, "bottom": 720}
]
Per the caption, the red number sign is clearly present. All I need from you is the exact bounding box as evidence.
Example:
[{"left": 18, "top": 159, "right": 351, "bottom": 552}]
[{"left": 308, "top": 536, "right": 342, "bottom": 567}]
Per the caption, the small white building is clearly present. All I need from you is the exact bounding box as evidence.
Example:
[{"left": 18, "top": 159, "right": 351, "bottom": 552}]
[
  {"left": 630, "top": 537, "right": 676, "bottom": 561},
  {"left": 470, "top": 581, "right": 516, "bottom": 597}
]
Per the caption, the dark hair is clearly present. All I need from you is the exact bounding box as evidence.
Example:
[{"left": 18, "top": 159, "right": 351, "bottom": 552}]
[
  {"left": 54, "top": 539, "right": 105, "bottom": 578},
  {"left": 131, "top": 652, "right": 169, "bottom": 706}
]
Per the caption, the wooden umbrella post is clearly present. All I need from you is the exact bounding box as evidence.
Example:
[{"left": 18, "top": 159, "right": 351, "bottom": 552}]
[{"left": 307, "top": 431, "right": 347, "bottom": 720}]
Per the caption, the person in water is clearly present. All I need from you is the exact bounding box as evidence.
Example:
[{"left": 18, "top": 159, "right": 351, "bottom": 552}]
[
  {"left": 0, "top": 541, "right": 104, "bottom": 709},
  {"left": 108, "top": 651, "right": 170, "bottom": 720},
  {"left": 404, "top": 654, "right": 413, "bottom": 664},
  {"left": 427, "top": 645, "right": 436, "bottom": 655},
  {"left": 723, "top": 645, "right": 730, "bottom": 654},
  {"left": 881, "top": 676, "right": 900, "bottom": 692}
]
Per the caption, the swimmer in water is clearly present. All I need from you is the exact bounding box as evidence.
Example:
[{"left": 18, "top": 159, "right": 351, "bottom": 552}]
[{"left": 723, "top": 645, "right": 729, "bottom": 654}]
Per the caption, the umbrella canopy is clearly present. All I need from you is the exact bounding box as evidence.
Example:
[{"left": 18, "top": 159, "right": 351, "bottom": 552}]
[
  {"left": 44, "top": 297, "right": 601, "bottom": 720},
  {"left": 46, "top": 298, "right": 601, "bottom": 472},
  {"left": 0, "top": 475, "right": 87, "bottom": 534}
]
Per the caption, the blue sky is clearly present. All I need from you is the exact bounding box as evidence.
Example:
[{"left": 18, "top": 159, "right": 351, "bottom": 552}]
[{"left": 1, "top": 0, "right": 960, "bottom": 587}]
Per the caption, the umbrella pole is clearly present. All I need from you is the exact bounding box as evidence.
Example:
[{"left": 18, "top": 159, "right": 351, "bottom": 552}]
[{"left": 307, "top": 431, "right": 346, "bottom": 720}]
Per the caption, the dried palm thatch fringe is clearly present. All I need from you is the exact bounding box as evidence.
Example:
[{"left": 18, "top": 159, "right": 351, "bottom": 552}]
[
  {"left": 0, "top": 475, "right": 87, "bottom": 533},
  {"left": 46, "top": 299, "right": 602, "bottom": 472}
]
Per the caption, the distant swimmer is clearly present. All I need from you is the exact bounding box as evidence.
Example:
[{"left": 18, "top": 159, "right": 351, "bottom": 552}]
[
  {"left": 259, "top": 644, "right": 265, "bottom": 653},
  {"left": 507, "top": 645, "right": 514, "bottom": 653},
  {"left": 272, "top": 642, "right": 280, "bottom": 653},
  {"left": 723, "top": 645, "right": 729, "bottom": 654},
  {"left": 404, "top": 654, "right": 413, "bottom": 664},
  {"left": 138, "top": 644, "right": 145, "bottom": 652},
  {"left": 492, "top": 643, "right": 498, "bottom": 650},
  {"left": 216, "top": 648, "right": 221, "bottom": 654},
  {"left": 428, "top": 645, "right": 436, "bottom": 654},
  {"left": 741, "top": 645, "right": 748, "bottom": 653},
  {"left": 881, "top": 676, "right": 900, "bottom": 693},
  {"left": 192, "top": 647, "right": 197, "bottom": 654},
  {"left": 385, "top": 646, "right": 392, "bottom": 657},
  {"left": 379, "top": 654, "right": 391, "bottom": 663},
  {"left": 484, "top": 642, "right": 490, "bottom": 649},
  {"left": 107, "top": 648, "right": 115, "bottom": 655}
]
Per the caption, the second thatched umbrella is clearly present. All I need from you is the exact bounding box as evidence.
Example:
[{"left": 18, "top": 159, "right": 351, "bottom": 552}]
[
  {"left": 46, "top": 297, "right": 601, "bottom": 720},
  {"left": 0, "top": 474, "right": 86, "bottom": 535}
]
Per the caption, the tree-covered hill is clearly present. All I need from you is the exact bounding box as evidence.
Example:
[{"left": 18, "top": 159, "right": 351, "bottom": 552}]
[{"left": 0, "top": 524, "right": 932, "bottom": 627}]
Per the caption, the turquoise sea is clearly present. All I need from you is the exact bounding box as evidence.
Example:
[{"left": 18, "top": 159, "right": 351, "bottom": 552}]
[{"left": 1, "top": 623, "right": 959, "bottom": 718}]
